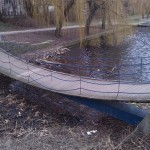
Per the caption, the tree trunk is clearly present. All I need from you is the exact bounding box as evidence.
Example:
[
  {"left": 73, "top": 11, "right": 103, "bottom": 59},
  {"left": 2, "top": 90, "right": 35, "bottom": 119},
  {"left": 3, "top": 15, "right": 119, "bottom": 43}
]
[
  {"left": 101, "top": 8, "right": 106, "bottom": 29},
  {"left": 142, "top": 8, "right": 145, "bottom": 19},
  {"left": 64, "top": 0, "right": 75, "bottom": 17},
  {"left": 11, "top": 0, "right": 17, "bottom": 17},
  {"left": 85, "top": 1, "right": 99, "bottom": 35},
  {"left": 147, "top": 11, "right": 150, "bottom": 18},
  {"left": 85, "top": 8, "right": 97, "bottom": 35},
  {"left": 101, "top": 1, "right": 106, "bottom": 29},
  {"left": 55, "top": 19, "right": 63, "bottom": 37},
  {"left": 23, "top": 0, "right": 34, "bottom": 18},
  {"left": 55, "top": 0, "right": 75, "bottom": 37},
  {"left": 0, "top": 12, "right": 3, "bottom": 21}
]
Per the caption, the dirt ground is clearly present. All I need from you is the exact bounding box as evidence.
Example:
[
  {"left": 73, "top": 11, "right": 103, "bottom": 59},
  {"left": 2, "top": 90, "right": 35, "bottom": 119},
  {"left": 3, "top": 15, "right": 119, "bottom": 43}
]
[
  {"left": 0, "top": 74, "right": 150, "bottom": 150},
  {"left": 0, "top": 74, "right": 135, "bottom": 150}
]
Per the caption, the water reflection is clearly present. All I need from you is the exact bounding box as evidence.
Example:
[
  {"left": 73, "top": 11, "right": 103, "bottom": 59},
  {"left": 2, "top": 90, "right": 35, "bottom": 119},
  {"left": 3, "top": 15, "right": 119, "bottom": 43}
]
[{"left": 49, "top": 26, "right": 150, "bottom": 83}]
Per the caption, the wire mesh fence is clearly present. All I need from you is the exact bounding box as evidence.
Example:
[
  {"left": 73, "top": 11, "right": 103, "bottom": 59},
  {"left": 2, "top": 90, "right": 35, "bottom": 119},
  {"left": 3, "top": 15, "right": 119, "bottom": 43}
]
[{"left": 1, "top": 47, "right": 150, "bottom": 101}]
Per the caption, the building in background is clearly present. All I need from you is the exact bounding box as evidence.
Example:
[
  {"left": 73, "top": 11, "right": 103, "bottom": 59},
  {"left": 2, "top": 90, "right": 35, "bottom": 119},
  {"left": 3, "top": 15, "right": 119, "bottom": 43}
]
[{"left": 0, "top": 0, "right": 24, "bottom": 18}]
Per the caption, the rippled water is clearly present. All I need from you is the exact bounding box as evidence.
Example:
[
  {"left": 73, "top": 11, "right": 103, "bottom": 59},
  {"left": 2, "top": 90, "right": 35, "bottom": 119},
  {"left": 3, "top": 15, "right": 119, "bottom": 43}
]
[{"left": 50, "top": 27, "right": 150, "bottom": 83}]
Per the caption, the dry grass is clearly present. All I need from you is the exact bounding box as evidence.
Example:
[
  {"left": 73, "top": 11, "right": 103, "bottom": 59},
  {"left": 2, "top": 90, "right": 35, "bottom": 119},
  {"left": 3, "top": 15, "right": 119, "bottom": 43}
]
[
  {"left": 1, "top": 74, "right": 150, "bottom": 150},
  {"left": 0, "top": 74, "right": 137, "bottom": 150}
]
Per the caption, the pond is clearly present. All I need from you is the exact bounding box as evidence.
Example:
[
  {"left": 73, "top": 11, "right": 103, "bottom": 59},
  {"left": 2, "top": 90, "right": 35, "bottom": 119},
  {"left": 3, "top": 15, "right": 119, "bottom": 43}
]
[{"left": 49, "top": 26, "right": 150, "bottom": 83}]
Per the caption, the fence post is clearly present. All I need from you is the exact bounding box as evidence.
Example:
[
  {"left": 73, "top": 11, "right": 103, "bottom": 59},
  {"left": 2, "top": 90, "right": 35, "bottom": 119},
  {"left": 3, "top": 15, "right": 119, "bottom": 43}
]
[
  {"left": 116, "top": 68, "right": 120, "bottom": 100},
  {"left": 80, "top": 76, "right": 82, "bottom": 95},
  {"left": 51, "top": 71, "right": 52, "bottom": 81},
  {"left": 8, "top": 52, "right": 11, "bottom": 75},
  {"left": 27, "top": 62, "right": 30, "bottom": 83},
  {"left": 78, "top": 64, "right": 81, "bottom": 95},
  {"left": 141, "top": 58, "right": 143, "bottom": 83}
]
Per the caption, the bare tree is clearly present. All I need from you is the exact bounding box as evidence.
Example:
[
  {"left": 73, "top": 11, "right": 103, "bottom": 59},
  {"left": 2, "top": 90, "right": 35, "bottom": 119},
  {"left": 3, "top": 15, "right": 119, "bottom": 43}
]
[
  {"left": 54, "top": 0, "right": 76, "bottom": 37},
  {"left": 85, "top": 0, "right": 101, "bottom": 34},
  {"left": 23, "top": 0, "right": 34, "bottom": 18}
]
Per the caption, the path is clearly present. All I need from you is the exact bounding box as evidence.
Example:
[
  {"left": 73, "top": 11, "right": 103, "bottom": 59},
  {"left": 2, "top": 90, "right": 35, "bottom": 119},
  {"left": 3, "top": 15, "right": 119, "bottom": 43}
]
[
  {"left": 0, "top": 25, "right": 84, "bottom": 41},
  {"left": 0, "top": 16, "right": 149, "bottom": 39}
]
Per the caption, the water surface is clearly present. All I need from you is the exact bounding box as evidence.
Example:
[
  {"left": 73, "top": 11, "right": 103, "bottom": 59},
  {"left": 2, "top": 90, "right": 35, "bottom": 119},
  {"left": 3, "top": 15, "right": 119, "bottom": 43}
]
[{"left": 50, "top": 26, "right": 150, "bottom": 83}]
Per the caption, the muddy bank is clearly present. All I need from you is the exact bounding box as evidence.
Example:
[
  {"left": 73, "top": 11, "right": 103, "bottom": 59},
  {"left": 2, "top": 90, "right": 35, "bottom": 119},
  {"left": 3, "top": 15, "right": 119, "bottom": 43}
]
[
  {"left": 1, "top": 73, "right": 150, "bottom": 149},
  {"left": 0, "top": 74, "right": 106, "bottom": 130}
]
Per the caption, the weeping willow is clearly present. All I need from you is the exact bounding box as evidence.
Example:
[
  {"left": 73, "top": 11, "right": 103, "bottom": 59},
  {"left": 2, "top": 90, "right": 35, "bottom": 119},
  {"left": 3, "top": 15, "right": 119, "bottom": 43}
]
[
  {"left": 23, "top": 0, "right": 133, "bottom": 47},
  {"left": 75, "top": 0, "right": 86, "bottom": 46},
  {"left": 100, "top": 0, "right": 133, "bottom": 46}
]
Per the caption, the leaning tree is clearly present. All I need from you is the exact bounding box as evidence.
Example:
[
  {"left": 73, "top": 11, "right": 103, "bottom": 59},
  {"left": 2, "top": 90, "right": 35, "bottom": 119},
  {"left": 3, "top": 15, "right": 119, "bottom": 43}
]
[{"left": 51, "top": 0, "right": 128, "bottom": 37}]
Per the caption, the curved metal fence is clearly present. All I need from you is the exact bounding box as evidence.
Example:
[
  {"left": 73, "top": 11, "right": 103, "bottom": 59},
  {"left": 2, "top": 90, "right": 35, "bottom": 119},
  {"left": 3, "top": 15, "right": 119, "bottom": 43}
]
[{"left": 1, "top": 47, "right": 150, "bottom": 101}]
